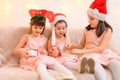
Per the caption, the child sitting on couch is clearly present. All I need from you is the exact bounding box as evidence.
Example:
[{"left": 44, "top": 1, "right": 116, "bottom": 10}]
[
  {"left": 12, "top": 9, "right": 76, "bottom": 80},
  {"left": 48, "top": 13, "right": 95, "bottom": 74}
]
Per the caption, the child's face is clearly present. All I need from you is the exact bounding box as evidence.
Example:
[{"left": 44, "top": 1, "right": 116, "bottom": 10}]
[
  {"left": 88, "top": 15, "right": 99, "bottom": 28},
  {"left": 55, "top": 22, "right": 67, "bottom": 38},
  {"left": 31, "top": 25, "right": 44, "bottom": 36}
]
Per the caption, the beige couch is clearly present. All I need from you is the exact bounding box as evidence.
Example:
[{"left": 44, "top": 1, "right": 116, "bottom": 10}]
[{"left": 0, "top": 26, "right": 120, "bottom": 80}]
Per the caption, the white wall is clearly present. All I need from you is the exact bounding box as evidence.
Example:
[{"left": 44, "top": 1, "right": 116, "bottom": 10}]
[{"left": 0, "top": 0, "right": 120, "bottom": 46}]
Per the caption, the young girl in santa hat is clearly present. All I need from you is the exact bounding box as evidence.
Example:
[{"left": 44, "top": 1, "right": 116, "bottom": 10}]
[
  {"left": 66, "top": 0, "right": 120, "bottom": 80},
  {"left": 48, "top": 13, "right": 95, "bottom": 75},
  {"left": 13, "top": 9, "right": 76, "bottom": 80}
]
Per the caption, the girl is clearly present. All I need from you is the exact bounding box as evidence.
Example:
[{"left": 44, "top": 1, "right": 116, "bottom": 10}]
[
  {"left": 66, "top": 0, "right": 120, "bottom": 80},
  {"left": 12, "top": 9, "right": 76, "bottom": 80},
  {"left": 48, "top": 13, "right": 95, "bottom": 74}
]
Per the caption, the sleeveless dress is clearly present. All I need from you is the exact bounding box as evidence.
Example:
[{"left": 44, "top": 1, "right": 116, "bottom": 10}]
[
  {"left": 55, "top": 40, "right": 78, "bottom": 65},
  {"left": 81, "top": 29, "right": 120, "bottom": 65},
  {"left": 20, "top": 34, "right": 57, "bottom": 70}
]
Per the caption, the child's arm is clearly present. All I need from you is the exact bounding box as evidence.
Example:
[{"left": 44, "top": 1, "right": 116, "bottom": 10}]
[
  {"left": 70, "top": 28, "right": 112, "bottom": 54},
  {"left": 41, "top": 38, "right": 48, "bottom": 55},
  {"left": 66, "top": 29, "right": 86, "bottom": 49},
  {"left": 48, "top": 37, "right": 59, "bottom": 57},
  {"left": 12, "top": 34, "right": 28, "bottom": 57}
]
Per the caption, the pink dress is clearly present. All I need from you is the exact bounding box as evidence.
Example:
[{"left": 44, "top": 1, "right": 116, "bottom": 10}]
[
  {"left": 82, "top": 29, "right": 120, "bottom": 65},
  {"left": 20, "top": 34, "right": 57, "bottom": 70},
  {"left": 55, "top": 40, "right": 78, "bottom": 65}
]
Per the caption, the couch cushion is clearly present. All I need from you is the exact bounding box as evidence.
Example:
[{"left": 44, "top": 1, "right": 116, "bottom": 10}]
[
  {"left": 0, "top": 65, "right": 114, "bottom": 80},
  {"left": 0, "top": 26, "right": 51, "bottom": 64},
  {"left": 0, "top": 26, "right": 116, "bottom": 80},
  {"left": 0, "top": 65, "right": 95, "bottom": 80},
  {"left": 0, "top": 26, "right": 29, "bottom": 57},
  {"left": 0, "top": 66, "right": 39, "bottom": 80},
  {"left": 0, "top": 26, "right": 51, "bottom": 54}
]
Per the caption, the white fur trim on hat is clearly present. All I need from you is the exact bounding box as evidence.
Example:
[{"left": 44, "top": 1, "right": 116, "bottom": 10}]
[
  {"left": 87, "top": 8, "right": 106, "bottom": 21},
  {"left": 51, "top": 16, "right": 68, "bottom": 27},
  {"left": 51, "top": 26, "right": 56, "bottom": 46},
  {"left": 51, "top": 15, "right": 70, "bottom": 46}
]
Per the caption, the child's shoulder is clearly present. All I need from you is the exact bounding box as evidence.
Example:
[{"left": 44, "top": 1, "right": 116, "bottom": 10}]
[
  {"left": 20, "top": 34, "right": 30, "bottom": 40},
  {"left": 22, "top": 34, "right": 29, "bottom": 37},
  {"left": 83, "top": 28, "right": 88, "bottom": 33},
  {"left": 41, "top": 35, "right": 48, "bottom": 40}
]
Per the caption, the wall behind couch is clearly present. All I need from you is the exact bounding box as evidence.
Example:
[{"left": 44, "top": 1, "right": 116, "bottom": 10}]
[{"left": 0, "top": 0, "right": 120, "bottom": 47}]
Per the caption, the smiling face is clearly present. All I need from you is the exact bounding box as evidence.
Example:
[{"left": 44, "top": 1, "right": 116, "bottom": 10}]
[
  {"left": 55, "top": 21, "right": 67, "bottom": 38},
  {"left": 29, "top": 18, "right": 46, "bottom": 36},
  {"left": 31, "top": 25, "right": 44, "bottom": 36},
  {"left": 88, "top": 14, "right": 99, "bottom": 29}
]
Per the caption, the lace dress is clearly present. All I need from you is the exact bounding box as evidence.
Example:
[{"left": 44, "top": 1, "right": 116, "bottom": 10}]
[
  {"left": 82, "top": 29, "right": 120, "bottom": 65},
  {"left": 55, "top": 40, "right": 78, "bottom": 65},
  {"left": 20, "top": 34, "right": 57, "bottom": 70}
]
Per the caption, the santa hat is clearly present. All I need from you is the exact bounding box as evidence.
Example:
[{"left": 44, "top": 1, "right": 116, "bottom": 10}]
[
  {"left": 51, "top": 13, "right": 70, "bottom": 46},
  {"left": 87, "top": 0, "right": 107, "bottom": 21}
]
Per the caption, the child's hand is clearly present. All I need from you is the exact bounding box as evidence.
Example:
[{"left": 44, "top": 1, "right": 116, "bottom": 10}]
[
  {"left": 41, "top": 49, "right": 48, "bottom": 55},
  {"left": 49, "top": 46, "right": 59, "bottom": 57},
  {"left": 42, "top": 49, "right": 48, "bottom": 55},
  {"left": 20, "top": 48, "right": 29, "bottom": 58},
  {"left": 69, "top": 48, "right": 83, "bottom": 55},
  {"left": 38, "top": 47, "right": 48, "bottom": 55},
  {"left": 65, "top": 43, "right": 73, "bottom": 50}
]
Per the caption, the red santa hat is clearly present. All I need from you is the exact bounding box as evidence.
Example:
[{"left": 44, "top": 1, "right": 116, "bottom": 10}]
[
  {"left": 51, "top": 13, "right": 70, "bottom": 46},
  {"left": 87, "top": 0, "right": 107, "bottom": 21}
]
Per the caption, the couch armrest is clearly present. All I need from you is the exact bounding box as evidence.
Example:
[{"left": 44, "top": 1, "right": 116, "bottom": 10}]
[{"left": 108, "top": 40, "right": 120, "bottom": 56}]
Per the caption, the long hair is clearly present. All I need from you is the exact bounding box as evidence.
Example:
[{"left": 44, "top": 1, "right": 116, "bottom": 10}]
[
  {"left": 86, "top": 21, "right": 113, "bottom": 37},
  {"left": 29, "top": 18, "right": 46, "bottom": 34}
]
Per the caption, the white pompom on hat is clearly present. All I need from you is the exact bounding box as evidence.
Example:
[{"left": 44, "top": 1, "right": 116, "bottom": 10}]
[
  {"left": 51, "top": 13, "right": 70, "bottom": 46},
  {"left": 87, "top": 0, "right": 107, "bottom": 21}
]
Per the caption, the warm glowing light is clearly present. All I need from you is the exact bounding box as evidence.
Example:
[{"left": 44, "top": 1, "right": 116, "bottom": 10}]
[
  {"left": 60, "top": 5, "right": 72, "bottom": 15},
  {"left": 59, "top": 1, "right": 74, "bottom": 16},
  {"left": 115, "top": 13, "right": 120, "bottom": 22},
  {"left": 76, "top": 0, "right": 84, "bottom": 3},
  {"left": 26, "top": 1, "right": 40, "bottom": 9},
  {"left": 5, "top": 4, "right": 11, "bottom": 15}
]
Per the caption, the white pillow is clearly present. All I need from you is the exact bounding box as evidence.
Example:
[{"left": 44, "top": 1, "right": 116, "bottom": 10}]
[{"left": 0, "top": 48, "right": 7, "bottom": 66}]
